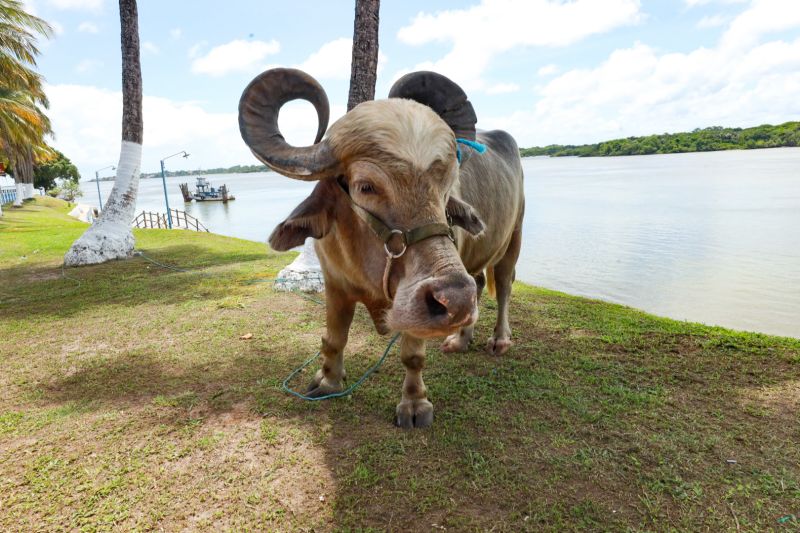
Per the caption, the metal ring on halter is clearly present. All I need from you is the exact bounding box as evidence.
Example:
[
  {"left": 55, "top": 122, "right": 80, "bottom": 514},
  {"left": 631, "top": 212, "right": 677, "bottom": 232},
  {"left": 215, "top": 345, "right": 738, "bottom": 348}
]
[{"left": 384, "top": 229, "right": 407, "bottom": 258}]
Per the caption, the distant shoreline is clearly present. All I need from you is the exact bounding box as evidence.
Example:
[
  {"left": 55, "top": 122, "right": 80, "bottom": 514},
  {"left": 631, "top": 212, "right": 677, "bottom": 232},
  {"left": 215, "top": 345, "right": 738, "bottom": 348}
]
[
  {"left": 85, "top": 122, "right": 800, "bottom": 182},
  {"left": 519, "top": 121, "right": 799, "bottom": 158}
]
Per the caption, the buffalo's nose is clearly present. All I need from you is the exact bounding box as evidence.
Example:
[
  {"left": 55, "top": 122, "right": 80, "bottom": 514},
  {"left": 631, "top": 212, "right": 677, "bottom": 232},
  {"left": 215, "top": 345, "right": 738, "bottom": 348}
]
[{"left": 421, "top": 275, "right": 477, "bottom": 326}]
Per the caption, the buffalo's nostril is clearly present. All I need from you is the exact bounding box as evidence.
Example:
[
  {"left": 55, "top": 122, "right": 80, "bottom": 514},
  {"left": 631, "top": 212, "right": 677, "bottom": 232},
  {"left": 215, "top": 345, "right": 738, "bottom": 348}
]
[{"left": 425, "top": 290, "right": 448, "bottom": 317}]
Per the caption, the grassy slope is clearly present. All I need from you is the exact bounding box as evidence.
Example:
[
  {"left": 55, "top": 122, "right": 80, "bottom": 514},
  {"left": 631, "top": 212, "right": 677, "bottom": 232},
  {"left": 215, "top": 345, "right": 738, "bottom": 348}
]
[{"left": 1, "top": 198, "right": 798, "bottom": 532}]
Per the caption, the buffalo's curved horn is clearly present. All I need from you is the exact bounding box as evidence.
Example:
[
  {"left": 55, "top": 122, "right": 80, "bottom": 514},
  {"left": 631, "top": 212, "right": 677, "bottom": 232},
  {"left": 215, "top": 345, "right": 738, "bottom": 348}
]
[
  {"left": 239, "top": 68, "right": 340, "bottom": 181},
  {"left": 388, "top": 71, "right": 477, "bottom": 141}
]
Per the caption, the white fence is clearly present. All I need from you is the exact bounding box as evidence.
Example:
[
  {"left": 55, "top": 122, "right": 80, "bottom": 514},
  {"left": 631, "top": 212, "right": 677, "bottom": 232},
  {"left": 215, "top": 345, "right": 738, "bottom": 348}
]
[
  {"left": 0, "top": 186, "right": 16, "bottom": 204},
  {"left": 0, "top": 186, "right": 46, "bottom": 205}
]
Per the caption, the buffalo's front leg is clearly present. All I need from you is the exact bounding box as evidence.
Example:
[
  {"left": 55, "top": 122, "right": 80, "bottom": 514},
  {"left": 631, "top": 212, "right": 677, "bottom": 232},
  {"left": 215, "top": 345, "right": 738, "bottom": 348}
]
[
  {"left": 395, "top": 334, "right": 433, "bottom": 428},
  {"left": 306, "top": 287, "right": 355, "bottom": 398}
]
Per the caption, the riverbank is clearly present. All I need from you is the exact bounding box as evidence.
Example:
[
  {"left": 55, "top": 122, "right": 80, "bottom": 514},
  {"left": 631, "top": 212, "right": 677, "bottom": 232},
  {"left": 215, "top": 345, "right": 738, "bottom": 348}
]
[
  {"left": 1, "top": 198, "right": 799, "bottom": 531},
  {"left": 520, "top": 121, "right": 800, "bottom": 157}
]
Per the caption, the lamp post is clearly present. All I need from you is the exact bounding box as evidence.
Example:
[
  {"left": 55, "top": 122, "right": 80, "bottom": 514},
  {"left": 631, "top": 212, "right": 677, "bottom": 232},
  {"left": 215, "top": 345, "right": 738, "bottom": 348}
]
[
  {"left": 94, "top": 165, "right": 115, "bottom": 211},
  {"left": 159, "top": 150, "right": 189, "bottom": 229}
]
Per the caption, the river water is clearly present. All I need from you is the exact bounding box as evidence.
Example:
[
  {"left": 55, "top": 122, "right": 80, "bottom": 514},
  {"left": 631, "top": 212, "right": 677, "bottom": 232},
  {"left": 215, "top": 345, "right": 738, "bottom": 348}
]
[{"left": 91, "top": 148, "right": 800, "bottom": 338}]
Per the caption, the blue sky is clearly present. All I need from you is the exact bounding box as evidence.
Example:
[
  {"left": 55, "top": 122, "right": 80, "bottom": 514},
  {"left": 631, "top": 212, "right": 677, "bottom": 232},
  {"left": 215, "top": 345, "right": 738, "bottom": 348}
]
[{"left": 26, "top": 0, "right": 800, "bottom": 179}]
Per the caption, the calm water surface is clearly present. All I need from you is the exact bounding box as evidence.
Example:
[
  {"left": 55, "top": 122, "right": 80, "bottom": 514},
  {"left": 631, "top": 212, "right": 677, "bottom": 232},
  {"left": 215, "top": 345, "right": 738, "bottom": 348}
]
[{"left": 93, "top": 148, "right": 800, "bottom": 338}]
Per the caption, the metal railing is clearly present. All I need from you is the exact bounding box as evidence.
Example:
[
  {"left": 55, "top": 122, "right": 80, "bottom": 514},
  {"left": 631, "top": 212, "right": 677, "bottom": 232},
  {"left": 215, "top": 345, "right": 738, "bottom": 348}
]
[{"left": 132, "top": 209, "right": 208, "bottom": 232}]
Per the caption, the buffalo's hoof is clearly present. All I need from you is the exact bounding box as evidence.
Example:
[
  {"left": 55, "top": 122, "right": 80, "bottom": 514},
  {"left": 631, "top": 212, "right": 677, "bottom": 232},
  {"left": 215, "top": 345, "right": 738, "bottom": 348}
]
[
  {"left": 440, "top": 330, "right": 471, "bottom": 353},
  {"left": 395, "top": 399, "right": 434, "bottom": 429},
  {"left": 305, "top": 370, "right": 344, "bottom": 398},
  {"left": 486, "top": 336, "right": 512, "bottom": 356}
]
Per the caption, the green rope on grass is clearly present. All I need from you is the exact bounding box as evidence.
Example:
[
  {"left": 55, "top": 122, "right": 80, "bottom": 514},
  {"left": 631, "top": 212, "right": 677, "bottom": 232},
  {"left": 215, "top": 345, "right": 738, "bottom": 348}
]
[
  {"left": 135, "top": 250, "right": 191, "bottom": 272},
  {"left": 137, "top": 249, "right": 393, "bottom": 400},
  {"left": 281, "top": 332, "right": 401, "bottom": 401}
]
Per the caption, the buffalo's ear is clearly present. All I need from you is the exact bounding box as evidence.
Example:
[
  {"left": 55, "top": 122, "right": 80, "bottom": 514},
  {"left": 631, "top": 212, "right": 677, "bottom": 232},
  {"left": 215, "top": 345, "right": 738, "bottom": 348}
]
[
  {"left": 446, "top": 195, "right": 485, "bottom": 236},
  {"left": 268, "top": 180, "right": 336, "bottom": 251}
]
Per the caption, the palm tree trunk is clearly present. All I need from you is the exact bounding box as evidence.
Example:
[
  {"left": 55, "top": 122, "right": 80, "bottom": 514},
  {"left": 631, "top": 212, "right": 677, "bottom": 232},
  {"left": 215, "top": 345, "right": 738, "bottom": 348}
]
[
  {"left": 13, "top": 182, "right": 23, "bottom": 206},
  {"left": 12, "top": 149, "right": 33, "bottom": 206},
  {"left": 347, "top": 0, "right": 380, "bottom": 111},
  {"left": 64, "top": 0, "right": 143, "bottom": 266},
  {"left": 278, "top": 0, "right": 381, "bottom": 291}
]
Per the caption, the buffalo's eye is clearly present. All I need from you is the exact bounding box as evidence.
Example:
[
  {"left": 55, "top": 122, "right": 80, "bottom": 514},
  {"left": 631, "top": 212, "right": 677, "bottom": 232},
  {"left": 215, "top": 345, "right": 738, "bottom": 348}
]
[{"left": 354, "top": 182, "right": 377, "bottom": 195}]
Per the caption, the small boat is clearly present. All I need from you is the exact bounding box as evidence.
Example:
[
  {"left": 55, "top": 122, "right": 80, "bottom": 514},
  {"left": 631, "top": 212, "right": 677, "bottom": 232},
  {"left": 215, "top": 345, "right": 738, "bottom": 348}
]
[{"left": 179, "top": 177, "right": 235, "bottom": 203}]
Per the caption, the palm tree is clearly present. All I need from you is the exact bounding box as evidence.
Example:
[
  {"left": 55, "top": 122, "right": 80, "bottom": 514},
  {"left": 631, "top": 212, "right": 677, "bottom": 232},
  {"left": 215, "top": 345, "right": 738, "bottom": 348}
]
[
  {"left": 347, "top": 0, "right": 380, "bottom": 111},
  {"left": 278, "top": 0, "right": 381, "bottom": 291},
  {"left": 64, "top": 0, "right": 143, "bottom": 265},
  {"left": 0, "top": 0, "right": 53, "bottom": 207}
]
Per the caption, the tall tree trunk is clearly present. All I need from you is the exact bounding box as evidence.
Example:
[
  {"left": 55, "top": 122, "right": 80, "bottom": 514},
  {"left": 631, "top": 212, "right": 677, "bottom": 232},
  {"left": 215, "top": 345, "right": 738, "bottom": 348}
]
[
  {"left": 347, "top": 0, "right": 380, "bottom": 111},
  {"left": 278, "top": 0, "right": 381, "bottom": 292},
  {"left": 13, "top": 182, "right": 24, "bottom": 206},
  {"left": 64, "top": 0, "right": 143, "bottom": 266},
  {"left": 12, "top": 149, "right": 33, "bottom": 206}
]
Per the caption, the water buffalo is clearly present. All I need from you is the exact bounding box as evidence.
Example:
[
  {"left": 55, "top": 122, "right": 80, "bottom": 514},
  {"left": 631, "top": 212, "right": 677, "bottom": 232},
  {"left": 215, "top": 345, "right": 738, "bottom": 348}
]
[{"left": 239, "top": 68, "right": 524, "bottom": 428}]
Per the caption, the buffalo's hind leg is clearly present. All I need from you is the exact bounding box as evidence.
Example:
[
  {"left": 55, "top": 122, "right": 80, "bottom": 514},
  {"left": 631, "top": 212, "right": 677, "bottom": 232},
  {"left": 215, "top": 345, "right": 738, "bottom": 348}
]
[
  {"left": 395, "top": 334, "right": 434, "bottom": 429},
  {"left": 441, "top": 272, "right": 486, "bottom": 353},
  {"left": 306, "top": 286, "right": 355, "bottom": 398},
  {"left": 487, "top": 226, "right": 522, "bottom": 356}
]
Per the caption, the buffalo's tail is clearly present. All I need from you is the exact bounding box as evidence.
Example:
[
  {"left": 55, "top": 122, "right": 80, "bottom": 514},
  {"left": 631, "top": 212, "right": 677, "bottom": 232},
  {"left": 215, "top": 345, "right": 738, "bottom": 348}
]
[{"left": 486, "top": 266, "right": 496, "bottom": 299}]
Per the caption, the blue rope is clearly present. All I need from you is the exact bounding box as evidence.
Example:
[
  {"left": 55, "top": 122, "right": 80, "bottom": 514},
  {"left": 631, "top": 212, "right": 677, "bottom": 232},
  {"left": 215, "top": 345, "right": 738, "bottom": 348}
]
[
  {"left": 456, "top": 138, "right": 487, "bottom": 164},
  {"left": 282, "top": 332, "right": 401, "bottom": 401}
]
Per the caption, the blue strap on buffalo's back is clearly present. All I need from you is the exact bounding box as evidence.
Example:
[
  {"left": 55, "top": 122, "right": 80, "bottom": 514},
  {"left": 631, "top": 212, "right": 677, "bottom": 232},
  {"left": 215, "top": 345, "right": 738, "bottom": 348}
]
[{"left": 456, "top": 138, "right": 487, "bottom": 164}]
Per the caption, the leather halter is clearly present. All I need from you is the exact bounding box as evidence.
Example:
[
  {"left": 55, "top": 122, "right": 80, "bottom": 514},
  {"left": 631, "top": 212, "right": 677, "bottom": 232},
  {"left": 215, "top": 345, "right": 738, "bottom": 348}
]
[{"left": 343, "top": 185, "right": 455, "bottom": 301}]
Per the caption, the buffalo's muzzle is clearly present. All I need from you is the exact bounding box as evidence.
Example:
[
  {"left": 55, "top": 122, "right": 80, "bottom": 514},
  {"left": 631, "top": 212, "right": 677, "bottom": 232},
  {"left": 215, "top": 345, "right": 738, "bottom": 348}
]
[
  {"left": 388, "top": 273, "right": 477, "bottom": 337},
  {"left": 423, "top": 276, "right": 476, "bottom": 325}
]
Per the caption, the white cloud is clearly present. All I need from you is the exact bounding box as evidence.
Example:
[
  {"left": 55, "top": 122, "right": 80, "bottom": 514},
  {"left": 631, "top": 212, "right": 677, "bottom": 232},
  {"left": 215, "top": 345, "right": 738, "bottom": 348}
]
[
  {"left": 296, "top": 38, "right": 387, "bottom": 80},
  {"left": 77, "top": 21, "right": 98, "bottom": 33},
  {"left": 22, "top": 0, "right": 38, "bottom": 15},
  {"left": 191, "top": 39, "right": 280, "bottom": 76},
  {"left": 45, "top": 84, "right": 346, "bottom": 179},
  {"left": 170, "top": 28, "right": 182, "bottom": 40},
  {"left": 486, "top": 82, "right": 520, "bottom": 94},
  {"left": 537, "top": 64, "right": 559, "bottom": 76},
  {"left": 297, "top": 38, "right": 353, "bottom": 80},
  {"left": 697, "top": 14, "right": 728, "bottom": 28},
  {"left": 142, "top": 41, "right": 159, "bottom": 55},
  {"left": 396, "top": 0, "right": 641, "bottom": 90},
  {"left": 51, "top": 20, "right": 64, "bottom": 35},
  {"left": 74, "top": 58, "right": 102, "bottom": 73},
  {"left": 720, "top": 0, "right": 800, "bottom": 48},
  {"left": 48, "top": 0, "right": 103, "bottom": 10},
  {"left": 485, "top": 4, "right": 800, "bottom": 147},
  {"left": 685, "top": 0, "right": 747, "bottom": 7}
]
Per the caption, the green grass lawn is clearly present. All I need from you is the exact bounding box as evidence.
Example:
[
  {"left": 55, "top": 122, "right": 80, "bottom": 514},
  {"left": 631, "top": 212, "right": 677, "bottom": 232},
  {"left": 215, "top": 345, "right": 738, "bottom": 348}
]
[{"left": 1, "top": 197, "right": 799, "bottom": 531}]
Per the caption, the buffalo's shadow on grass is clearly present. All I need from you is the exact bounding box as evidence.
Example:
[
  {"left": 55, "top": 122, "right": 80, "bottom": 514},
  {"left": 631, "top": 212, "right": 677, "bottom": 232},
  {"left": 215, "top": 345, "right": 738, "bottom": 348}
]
[
  {"left": 0, "top": 244, "right": 277, "bottom": 319},
  {"left": 34, "top": 288, "right": 800, "bottom": 531}
]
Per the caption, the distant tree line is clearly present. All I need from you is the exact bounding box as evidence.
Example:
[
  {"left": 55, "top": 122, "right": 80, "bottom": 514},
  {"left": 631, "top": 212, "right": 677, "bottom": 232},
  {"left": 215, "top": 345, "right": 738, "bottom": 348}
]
[
  {"left": 140, "top": 163, "right": 268, "bottom": 179},
  {"left": 520, "top": 122, "right": 800, "bottom": 158},
  {"left": 132, "top": 121, "right": 800, "bottom": 180}
]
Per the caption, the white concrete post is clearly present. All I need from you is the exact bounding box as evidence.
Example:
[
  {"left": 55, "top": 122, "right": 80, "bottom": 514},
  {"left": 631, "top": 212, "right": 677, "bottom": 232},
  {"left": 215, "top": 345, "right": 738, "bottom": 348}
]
[{"left": 273, "top": 238, "right": 325, "bottom": 293}]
